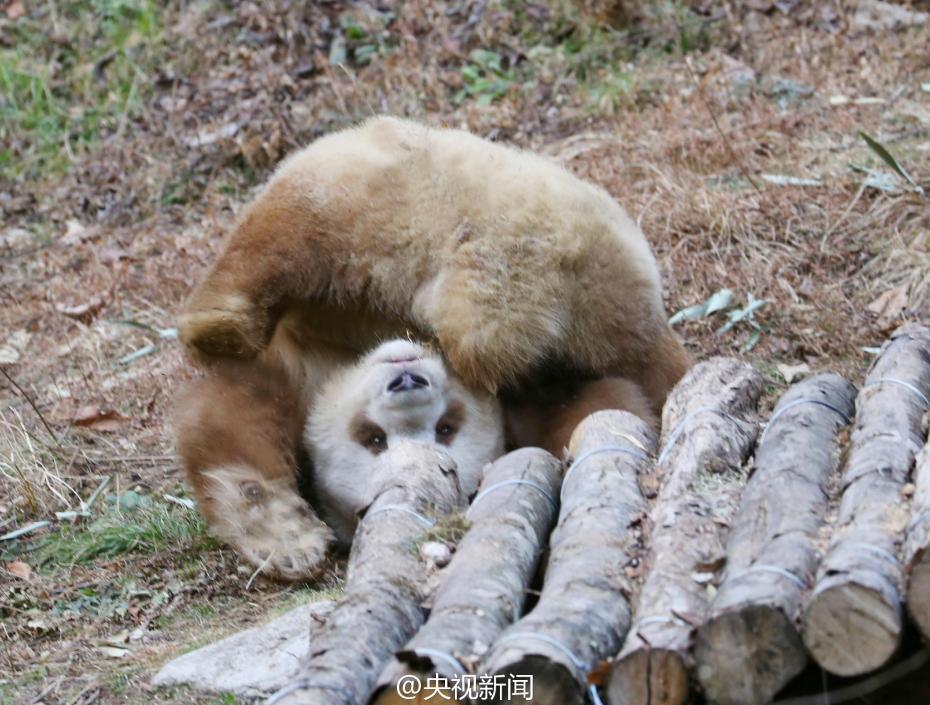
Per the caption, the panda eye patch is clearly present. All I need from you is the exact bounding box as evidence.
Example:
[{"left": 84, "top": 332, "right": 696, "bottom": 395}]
[
  {"left": 349, "top": 412, "right": 388, "bottom": 455},
  {"left": 435, "top": 400, "right": 465, "bottom": 446},
  {"left": 366, "top": 432, "right": 386, "bottom": 448}
]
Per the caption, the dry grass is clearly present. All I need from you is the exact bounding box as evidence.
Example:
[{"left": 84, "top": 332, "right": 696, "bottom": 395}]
[
  {"left": 0, "top": 409, "right": 78, "bottom": 520},
  {"left": 1, "top": 0, "right": 929, "bottom": 702}
]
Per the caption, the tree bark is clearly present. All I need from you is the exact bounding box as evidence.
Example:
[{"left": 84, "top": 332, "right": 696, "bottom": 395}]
[
  {"left": 694, "top": 373, "right": 857, "bottom": 705},
  {"left": 481, "top": 410, "right": 658, "bottom": 705},
  {"left": 906, "top": 439, "right": 930, "bottom": 640},
  {"left": 268, "top": 441, "right": 467, "bottom": 705},
  {"left": 608, "top": 357, "right": 763, "bottom": 705},
  {"left": 370, "top": 447, "right": 562, "bottom": 705},
  {"left": 803, "top": 324, "right": 930, "bottom": 676}
]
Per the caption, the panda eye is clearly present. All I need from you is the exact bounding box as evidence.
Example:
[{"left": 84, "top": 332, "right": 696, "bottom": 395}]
[
  {"left": 435, "top": 402, "right": 464, "bottom": 446},
  {"left": 366, "top": 433, "right": 387, "bottom": 451},
  {"left": 435, "top": 421, "right": 457, "bottom": 445},
  {"left": 350, "top": 414, "right": 388, "bottom": 455}
]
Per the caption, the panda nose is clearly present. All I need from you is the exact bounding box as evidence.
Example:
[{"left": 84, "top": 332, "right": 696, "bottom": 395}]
[{"left": 387, "top": 371, "right": 430, "bottom": 393}]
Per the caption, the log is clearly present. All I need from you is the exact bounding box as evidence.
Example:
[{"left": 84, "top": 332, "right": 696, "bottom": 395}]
[
  {"left": 370, "top": 447, "right": 562, "bottom": 705},
  {"left": 267, "top": 441, "right": 467, "bottom": 705},
  {"left": 608, "top": 358, "right": 763, "bottom": 705},
  {"left": 907, "top": 440, "right": 930, "bottom": 640},
  {"left": 694, "top": 373, "right": 857, "bottom": 705},
  {"left": 481, "top": 410, "right": 657, "bottom": 705},
  {"left": 803, "top": 324, "right": 930, "bottom": 676}
]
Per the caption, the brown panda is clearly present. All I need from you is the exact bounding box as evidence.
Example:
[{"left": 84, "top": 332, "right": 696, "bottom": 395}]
[
  {"left": 175, "top": 116, "right": 689, "bottom": 580},
  {"left": 176, "top": 338, "right": 504, "bottom": 580}
]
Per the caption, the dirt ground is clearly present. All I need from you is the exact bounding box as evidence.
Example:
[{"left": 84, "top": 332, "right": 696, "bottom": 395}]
[{"left": 1, "top": 1, "right": 929, "bottom": 703}]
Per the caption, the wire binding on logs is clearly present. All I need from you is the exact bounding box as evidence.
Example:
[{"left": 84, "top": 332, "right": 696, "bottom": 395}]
[
  {"left": 759, "top": 397, "right": 851, "bottom": 446},
  {"left": 467, "top": 479, "right": 558, "bottom": 518},
  {"left": 657, "top": 407, "right": 750, "bottom": 466},
  {"left": 363, "top": 504, "right": 436, "bottom": 528},
  {"left": 562, "top": 445, "right": 650, "bottom": 501},
  {"left": 729, "top": 563, "right": 807, "bottom": 589},
  {"left": 862, "top": 377, "right": 930, "bottom": 408},
  {"left": 411, "top": 647, "right": 466, "bottom": 674}
]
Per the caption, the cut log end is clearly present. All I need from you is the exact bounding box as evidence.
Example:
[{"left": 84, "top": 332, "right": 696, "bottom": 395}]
[
  {"left": 906, "top": 548, "right": 930, "bottom": 640},
  {"left": 607, "top": 649, "right": 689, "bottom": 705},
  {"left": 803, "top": 582, "right": 902, "bottom": 676},
  {"left": 694, "top": 605, "right": 807, "bottom": 705},
  {"left": 490, "top": 657, "right": 584, "bottom": 705}
]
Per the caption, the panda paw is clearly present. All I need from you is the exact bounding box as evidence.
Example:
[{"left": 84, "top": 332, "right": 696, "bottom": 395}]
[{"left": 202, "top": 466, "right": 335, "bottom": 582}]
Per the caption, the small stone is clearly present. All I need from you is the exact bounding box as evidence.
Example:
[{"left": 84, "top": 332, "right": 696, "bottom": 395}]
[
  {"left": 691, "top": 571, "right": 715, "bottom": 585},
  {"left": 0, "top": 227, "right": 31, "bottom": 249},
  {"left": 420, "top": 541, "right": 452, "bottom": 568}
]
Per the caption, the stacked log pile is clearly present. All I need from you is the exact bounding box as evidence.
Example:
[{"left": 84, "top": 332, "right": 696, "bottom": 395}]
[
  {"left": 272, "top": 325, "right": 930, "bottom": 705},
  {"left": 608, "top": 358, "right": 763, "bottom": 705},
  {"left": 803, "top": 324, "right": 930, "bottom": 675}
]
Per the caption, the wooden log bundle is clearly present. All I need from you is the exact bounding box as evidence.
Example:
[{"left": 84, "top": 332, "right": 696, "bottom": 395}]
[
  {"left": 906, "top": 439, "right": 930, "bottom": 640},
  {"left": 268, "top": 441, "right": 466, "bottom": 705},
  {"left": 694, "top": 373, "right": 857, "bottom": 705},
  {"left": 260, "top": 329, "right": 930, "bottom": 705},
  {"left": 481, "top": 410, "right": 657, "bottom": 705},
  {"left": 370, "top": 447, "right": 562, "bottom": 705},
  {"left": 608, "top": 357, "right": 763, "bottom": 705},
  {"left": 803, "top": 324, "right": 930, "bottom": 676}
]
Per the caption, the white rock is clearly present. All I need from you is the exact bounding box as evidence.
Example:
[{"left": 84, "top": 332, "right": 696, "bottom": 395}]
[
  {"left": 0, "top": 227, "right": 31, "bottom": 249},
  {"left": 853, "top": 0, "right": 930, "bottom": 30},
  {"left": 420, "top": 540, "right": 452, "bottom": 568},
  {"left": 152, "top": 600, "right": 334, "bottom": 699}
]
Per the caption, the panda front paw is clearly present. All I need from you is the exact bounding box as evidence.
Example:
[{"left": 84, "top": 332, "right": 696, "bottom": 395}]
[
  {"left": 233, "top": 522, "right": 332, "bottom": 583},
  {"left": 201, "top": 467, "right": 334, "bottom": 582}
]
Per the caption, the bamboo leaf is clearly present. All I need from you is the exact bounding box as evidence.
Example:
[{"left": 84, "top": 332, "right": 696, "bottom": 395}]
[
  {"left": 859, "top": 131, "right": 924, "bottom": 194},
  {"left": 669, "top": 288, "right": 734, "bottom": 326},
  {"left": 716, "top": 295, "right": 768, "bottom": 336}
]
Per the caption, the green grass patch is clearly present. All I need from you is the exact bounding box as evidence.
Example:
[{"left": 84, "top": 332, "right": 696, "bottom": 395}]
[
  {"left": 0, "top": 668, "right": 46, "bottom": 705},
  {"left": 453, "top": 49, "right": 519, "bottom": 106},
  {"left": 0, "top": 0, "right": 170, "bottom": 181},
  {"left": 273, "top": 582, "right": 345, "bottom": 614},
  {"left": 476, "top": 0, "right": 721, "bottom": 113},
  {"left": 210, "top": 694, "right": 238, "bottom": 705},
  {"left": 158, "top": 597, "right": 227, "bottom": 634},
  {"left": 33, "top": 502, "right": 217, "bottom": 568}
]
